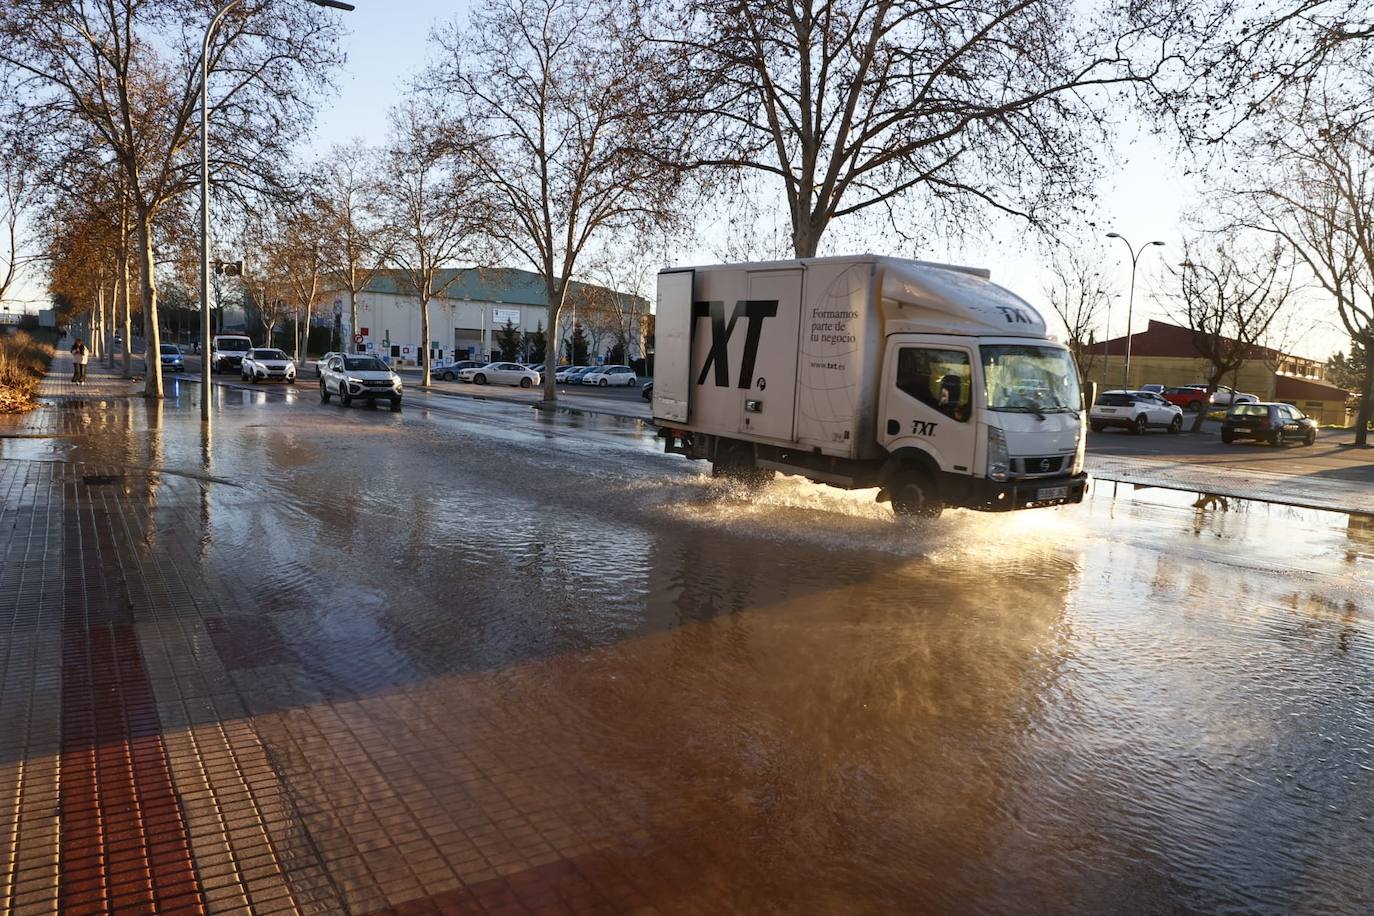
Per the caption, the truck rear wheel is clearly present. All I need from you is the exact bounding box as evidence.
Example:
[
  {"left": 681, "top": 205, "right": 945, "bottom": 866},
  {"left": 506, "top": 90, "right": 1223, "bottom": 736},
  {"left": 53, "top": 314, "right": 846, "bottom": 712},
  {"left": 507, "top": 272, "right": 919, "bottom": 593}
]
[
  {"left": 711, "top": 441, "right": 774, "bottom": 492},
  {"left": 889, "top": 469, "right": 943, "bottom": 519}
]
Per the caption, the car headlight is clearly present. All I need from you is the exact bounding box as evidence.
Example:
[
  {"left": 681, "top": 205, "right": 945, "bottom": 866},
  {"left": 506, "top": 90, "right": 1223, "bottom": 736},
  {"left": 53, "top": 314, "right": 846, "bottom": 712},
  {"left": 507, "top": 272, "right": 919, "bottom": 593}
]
[{"left": 987, "top": 425, "right": 1010, "bottom": 482}]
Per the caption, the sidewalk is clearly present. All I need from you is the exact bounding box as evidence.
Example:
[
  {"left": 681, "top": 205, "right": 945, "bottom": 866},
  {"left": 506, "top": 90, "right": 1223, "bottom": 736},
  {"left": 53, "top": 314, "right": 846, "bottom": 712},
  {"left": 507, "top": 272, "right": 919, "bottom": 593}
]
[
  {"left": 0, "top": 357, "right": 695, "bottom": 914},
  {"left": 1, "top": 347, "right": 144, "bottom": 437}
]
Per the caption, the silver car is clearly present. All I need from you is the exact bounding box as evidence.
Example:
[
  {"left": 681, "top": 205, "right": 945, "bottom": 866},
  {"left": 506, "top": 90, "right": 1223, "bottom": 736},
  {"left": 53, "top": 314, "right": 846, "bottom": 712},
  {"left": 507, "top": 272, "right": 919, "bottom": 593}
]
[
  {"left": 240, "top": 348, "right": 297, "bottom": 384},
  {"left": 458, "top": 362, "right": 540, "bottom": 387}
]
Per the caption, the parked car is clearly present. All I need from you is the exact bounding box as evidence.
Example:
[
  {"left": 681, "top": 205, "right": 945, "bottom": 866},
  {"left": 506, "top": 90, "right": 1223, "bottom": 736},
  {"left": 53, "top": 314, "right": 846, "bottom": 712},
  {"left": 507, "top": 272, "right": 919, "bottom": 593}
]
[
  {"left": 210, "top": 334, "right": 254, "bottom": 374},
  {"left": 1189, "top": 384, "right": 1258, "bottom": 407},
  {"left": 556, "top": 365, "right": 592, "bottom": 383},
  {"left": 1139, "top": 383, "right": 1165, "bottom": 394},
  {"left": 1221, "top": 402, "right": 1317, "bottom": 446},
  {"left": 159, "top": 343, "right": 185, "bottom": 372},
  {"left": 319, "top": 354, "right": 403, "bottom": 410},
  {"left": 581, "top": 365, "right": 638, "bottom": 387},
  {"left": 1089, "top": 389, "right": 1184, "bottom": 434},
  {"left": 438, "top": 360, "right": 486, "bottom": 381},
  {"left": 523, "top": 363, "right": 545, "bottom": 374},
  {"left": 240, "top": 348, "right": 297, "bottom": 384},
  {"left": 1162, "top": 386, "right": 1213, "bottom": 411},
  {"left": 641, "top": 380, "right": 653, "bottom": 401},
  {"left": 459, "top": 361, "right": 540, "bottom": 387}
]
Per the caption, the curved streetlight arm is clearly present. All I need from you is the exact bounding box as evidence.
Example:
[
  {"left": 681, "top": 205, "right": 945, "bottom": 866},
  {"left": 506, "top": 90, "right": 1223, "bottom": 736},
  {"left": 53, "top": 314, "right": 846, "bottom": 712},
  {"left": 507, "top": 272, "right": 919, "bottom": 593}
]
[{"left": 1105, "top": 232, "right": 1165, "bottom": 390}]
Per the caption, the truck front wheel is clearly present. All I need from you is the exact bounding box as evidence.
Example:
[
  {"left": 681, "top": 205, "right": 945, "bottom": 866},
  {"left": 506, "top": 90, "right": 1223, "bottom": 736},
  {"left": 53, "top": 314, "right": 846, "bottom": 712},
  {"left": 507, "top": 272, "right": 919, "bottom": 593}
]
[
  {"left": 711, "top": 440, "right": 774, "bottom": 492},
  {"left": 888, "top": 469, "right": 943, "bottom": 519}
]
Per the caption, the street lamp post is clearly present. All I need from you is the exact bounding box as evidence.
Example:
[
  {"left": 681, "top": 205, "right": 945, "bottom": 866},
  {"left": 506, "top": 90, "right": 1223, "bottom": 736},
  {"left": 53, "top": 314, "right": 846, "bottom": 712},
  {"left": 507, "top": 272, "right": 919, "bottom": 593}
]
[
  {"left": 1105, "top": 232, "right": 1165, "bottom": 391},
  {"left": 199, "top": 0, "right": 354, "bottom": 423}
]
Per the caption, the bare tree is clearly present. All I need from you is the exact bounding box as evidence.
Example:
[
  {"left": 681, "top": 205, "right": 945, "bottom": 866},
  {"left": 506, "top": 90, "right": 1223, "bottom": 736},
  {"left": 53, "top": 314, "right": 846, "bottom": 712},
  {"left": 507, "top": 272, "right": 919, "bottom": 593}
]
[
  {"left": 0, "top": 132, "right": 40, "bottom": 308},
  {"left": 1232, "top": 93, "right": 1374, "bottom": 442},
  {"left": 426, "top": 0, "right": 686, "bottom": 402},
  {"left": 0, "top": 1, "right": 344, "bottom": 397},
  {"left": 1168, "top": 239, "right": 1294, "bottom": 432},
  {"left": 317, "top": 141, "right": 391, "bottom": 351},
  {"left": 1043, "top": 250, "right": 1113, "bottom": 382},
  {"left": 662, "top": 0, "right": 1182, "bottom": 257},
  {"left": 380, "top": 102, "right": 486, "bottom": 387}
]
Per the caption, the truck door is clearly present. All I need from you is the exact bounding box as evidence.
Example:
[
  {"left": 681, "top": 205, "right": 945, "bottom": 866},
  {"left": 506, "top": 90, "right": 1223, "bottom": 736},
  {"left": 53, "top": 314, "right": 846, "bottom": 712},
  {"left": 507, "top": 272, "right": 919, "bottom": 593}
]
[
  {"left": 878, "top": 340, "right": 978, "bottom": 476},
  {"left": 737, "top": 269, "right": 802, "bottom": 441}
]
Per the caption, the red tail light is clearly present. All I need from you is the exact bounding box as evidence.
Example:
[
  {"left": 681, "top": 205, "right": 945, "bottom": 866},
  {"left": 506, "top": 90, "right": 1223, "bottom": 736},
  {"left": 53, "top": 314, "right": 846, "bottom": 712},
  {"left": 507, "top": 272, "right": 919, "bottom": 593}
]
[{"left": 1256, "top": 418, "right": 1271, "bottom": 429}]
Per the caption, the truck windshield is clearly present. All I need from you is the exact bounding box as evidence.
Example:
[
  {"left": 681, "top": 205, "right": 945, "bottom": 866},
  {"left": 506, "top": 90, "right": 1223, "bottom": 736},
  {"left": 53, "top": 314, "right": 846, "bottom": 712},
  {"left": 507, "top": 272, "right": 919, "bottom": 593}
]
[{"left": 980, "top": 345, "right": 1081, "bottom": 414}]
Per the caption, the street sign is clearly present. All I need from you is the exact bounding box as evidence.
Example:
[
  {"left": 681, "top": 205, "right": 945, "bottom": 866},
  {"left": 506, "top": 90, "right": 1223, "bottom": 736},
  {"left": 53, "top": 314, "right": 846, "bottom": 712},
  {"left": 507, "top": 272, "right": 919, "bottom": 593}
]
[{"left": 353, "top": 333, "right": 363, "bottom": 344}]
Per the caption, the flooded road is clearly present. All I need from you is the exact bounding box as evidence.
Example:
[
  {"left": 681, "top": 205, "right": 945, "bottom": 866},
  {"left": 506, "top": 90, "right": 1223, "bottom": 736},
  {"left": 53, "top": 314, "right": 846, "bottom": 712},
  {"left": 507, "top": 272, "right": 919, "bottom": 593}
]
[{"left": 4, "top": 383, "right": 1373, "bottom": 914}]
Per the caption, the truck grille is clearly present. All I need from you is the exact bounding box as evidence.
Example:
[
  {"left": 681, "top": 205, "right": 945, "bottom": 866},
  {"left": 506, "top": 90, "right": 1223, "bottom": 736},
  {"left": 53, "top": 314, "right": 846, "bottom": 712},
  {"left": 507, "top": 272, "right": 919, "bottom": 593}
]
[
  {"left": 363, "top": 380, "right": 393, "bottom": 388},
  {"left": 1014, "top": 456, "right": 1065, "bottom": 475}
]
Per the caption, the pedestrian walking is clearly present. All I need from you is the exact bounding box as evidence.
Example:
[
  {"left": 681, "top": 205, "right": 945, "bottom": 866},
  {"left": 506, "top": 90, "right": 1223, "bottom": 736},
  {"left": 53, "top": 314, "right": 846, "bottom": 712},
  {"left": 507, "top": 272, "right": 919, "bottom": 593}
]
[{"left": 71, "top": 338, "right": 89, "bottom": 384}]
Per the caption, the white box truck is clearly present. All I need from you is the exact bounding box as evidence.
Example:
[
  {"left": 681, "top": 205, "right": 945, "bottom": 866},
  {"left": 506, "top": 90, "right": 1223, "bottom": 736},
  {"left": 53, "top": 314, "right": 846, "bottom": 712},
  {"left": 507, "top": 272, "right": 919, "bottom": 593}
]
[{"left": 652, "top": 255, "right": 1088, "bottom": 517}]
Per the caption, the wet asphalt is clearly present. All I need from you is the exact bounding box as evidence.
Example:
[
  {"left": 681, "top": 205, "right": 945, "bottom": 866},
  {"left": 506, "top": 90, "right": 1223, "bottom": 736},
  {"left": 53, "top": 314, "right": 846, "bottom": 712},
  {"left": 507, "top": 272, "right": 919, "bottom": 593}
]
[{"left": 5, "top": 379, "right": 1374, "bottom": 913}]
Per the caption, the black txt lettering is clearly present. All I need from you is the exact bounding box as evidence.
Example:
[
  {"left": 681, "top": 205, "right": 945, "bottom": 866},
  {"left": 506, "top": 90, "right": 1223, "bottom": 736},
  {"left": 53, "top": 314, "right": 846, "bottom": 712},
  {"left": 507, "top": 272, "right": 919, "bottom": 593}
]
[
  {"left": 693, "top": 300, "right": 779, "bottom": 388},
  {"left": 996, "top": 305, "right": 1033, "bottom": 324},
  {"left": 911, "top": 420, "right": 939, "bottom": 436}
]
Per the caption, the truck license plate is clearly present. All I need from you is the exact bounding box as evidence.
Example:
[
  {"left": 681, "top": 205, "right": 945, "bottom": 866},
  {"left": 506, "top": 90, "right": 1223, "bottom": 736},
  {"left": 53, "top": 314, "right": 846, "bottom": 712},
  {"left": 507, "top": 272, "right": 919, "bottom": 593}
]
[{"left": 1036, "top": 486, "right": 1069, "bottom": 501}]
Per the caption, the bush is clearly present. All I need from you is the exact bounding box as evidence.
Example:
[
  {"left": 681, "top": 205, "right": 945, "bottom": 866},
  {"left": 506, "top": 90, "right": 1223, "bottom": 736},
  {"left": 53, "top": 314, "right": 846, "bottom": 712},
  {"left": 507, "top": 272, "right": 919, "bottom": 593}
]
[{"left": 0, "top": 331, "right": 55, "bottom": 413}]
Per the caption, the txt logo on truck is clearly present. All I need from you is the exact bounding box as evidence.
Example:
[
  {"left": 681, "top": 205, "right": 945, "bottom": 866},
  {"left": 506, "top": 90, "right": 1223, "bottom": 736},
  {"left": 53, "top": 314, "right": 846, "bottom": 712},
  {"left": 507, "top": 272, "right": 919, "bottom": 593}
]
[{"left": 692, "top": 300, "right": 778, "bottom": 388}]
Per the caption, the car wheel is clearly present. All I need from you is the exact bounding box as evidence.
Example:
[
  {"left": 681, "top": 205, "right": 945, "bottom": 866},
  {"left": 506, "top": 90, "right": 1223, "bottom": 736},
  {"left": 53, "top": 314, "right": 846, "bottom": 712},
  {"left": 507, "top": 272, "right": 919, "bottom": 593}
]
[
  {"left": 391, "top": 398, "right": 402, "bottom": 412},
  {"left": 1272, "top": 429, "right": 1285, "bottom": 446},
  {"left": 1304, "top": 430, "right": 1316, "bottom": 446},
  {"left": 474, "top": 373, "right": 487, "bottom": 385},
  {"left": 1169, "top": 415, "right": 1182, "bottom": 433},
  {"left": 599, "top": 378, "right": 609, "bottom": 387},
  {"left": 888, "top": 468, "right": 943, "bottom": 519},
  {"left": 442, "top": 371, "right": 455, "bottom": 381},
  {"left": 1188, "top": 400, "right": 1203, "bottom": 412},
  {"left": 287, "top": 378, "right": 295, "bottom": 386},
  {"left": 520, "top": 377, "right": 532, "bottom": 388},
  {"left": 1090, "top": 421, "right": 1105, "bottom": 433},
  {"left": 319, "top": 382, "right": 330, "bottom": 403},
  {"left": 1221, "top": 429, "right": 1234, "bottom": 444},
  {"left": 1130, "top": 414, "right": 1147, "bottom": 435},
  {"left": 339, "top": 391, "right": 351, "bottom": 407}
]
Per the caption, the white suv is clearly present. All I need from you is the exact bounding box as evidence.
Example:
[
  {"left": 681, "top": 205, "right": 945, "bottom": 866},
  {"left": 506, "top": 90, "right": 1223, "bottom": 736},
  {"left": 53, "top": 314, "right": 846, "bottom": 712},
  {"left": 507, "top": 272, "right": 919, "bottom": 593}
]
[
  {"left": 1090, "top": 389, "right": 1183, "bottom": 435},
  {"left": 319, "top": 354, "right": 403, "bottom": 410}
]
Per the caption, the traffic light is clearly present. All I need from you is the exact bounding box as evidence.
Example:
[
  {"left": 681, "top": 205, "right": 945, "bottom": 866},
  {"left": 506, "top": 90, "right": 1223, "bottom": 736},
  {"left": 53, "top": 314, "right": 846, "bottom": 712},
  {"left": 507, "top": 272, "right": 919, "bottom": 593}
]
[{"left": 213, "top": 259, "right": 244, "bottom": 277}]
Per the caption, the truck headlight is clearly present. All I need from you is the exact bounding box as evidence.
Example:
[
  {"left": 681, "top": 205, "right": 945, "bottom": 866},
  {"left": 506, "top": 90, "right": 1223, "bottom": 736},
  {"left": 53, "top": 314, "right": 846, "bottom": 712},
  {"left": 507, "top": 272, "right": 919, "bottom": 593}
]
[
  {"left": 1074, "top": 419, "right": 1087, "bottom": 474},
  {"left": 987, "top": 426, "right": 1010, "bottom": 482}
]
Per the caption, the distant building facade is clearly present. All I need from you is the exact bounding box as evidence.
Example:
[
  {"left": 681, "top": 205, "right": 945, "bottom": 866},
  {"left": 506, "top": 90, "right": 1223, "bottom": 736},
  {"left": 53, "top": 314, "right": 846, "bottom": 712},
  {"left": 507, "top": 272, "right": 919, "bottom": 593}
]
[
  {"left": 322, "top": 267, "right": 649, "bottom": 366},
  {"left": 1092, "top": 319, "right": 1351, "bottom": 423}
]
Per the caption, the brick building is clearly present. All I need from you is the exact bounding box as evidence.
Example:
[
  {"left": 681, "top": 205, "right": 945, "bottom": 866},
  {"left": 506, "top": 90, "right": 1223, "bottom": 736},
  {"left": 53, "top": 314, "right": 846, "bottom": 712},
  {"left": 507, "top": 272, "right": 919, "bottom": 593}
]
[{"left": 1091, "top": 320, "right": 1352, "bottom": 424}]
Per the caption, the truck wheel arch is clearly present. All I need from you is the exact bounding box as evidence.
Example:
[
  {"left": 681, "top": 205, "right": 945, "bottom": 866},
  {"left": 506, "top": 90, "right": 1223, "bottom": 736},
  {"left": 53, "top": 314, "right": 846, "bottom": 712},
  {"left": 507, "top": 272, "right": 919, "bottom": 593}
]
[{"left": 877, "top": 447, "right": 942, "bottom": 495}]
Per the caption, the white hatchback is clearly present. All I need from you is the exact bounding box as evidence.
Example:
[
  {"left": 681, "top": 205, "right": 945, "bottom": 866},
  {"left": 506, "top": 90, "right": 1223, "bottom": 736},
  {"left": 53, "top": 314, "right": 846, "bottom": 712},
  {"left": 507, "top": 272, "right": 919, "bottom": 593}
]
[
  {"left": 458, "top": 362, "right": 540, "bottom": 387},
  {"left": 580, "top": 365, "right": 637, "bottom": 387}
]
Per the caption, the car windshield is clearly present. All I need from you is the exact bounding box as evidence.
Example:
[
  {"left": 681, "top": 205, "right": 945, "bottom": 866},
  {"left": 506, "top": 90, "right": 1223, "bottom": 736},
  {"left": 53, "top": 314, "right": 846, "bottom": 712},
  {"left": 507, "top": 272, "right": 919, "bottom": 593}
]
[
  {"left": 344, "top": 356, "right": 389, "bottom": 371},
  {"left": 253, "top": 349, "right": 286, "bottom": 359},
  {"left": 980, "top": 345, "right": 1081, "bottom": 413},
  {"left": 218, "top": 339, "right": 251, "bottom": 351},
  {"left": 160, "top": 345, "right": 178, "bottom": 354},
  {"left": 1231, "top": 403, "right": 1268, "bottom": 417}
]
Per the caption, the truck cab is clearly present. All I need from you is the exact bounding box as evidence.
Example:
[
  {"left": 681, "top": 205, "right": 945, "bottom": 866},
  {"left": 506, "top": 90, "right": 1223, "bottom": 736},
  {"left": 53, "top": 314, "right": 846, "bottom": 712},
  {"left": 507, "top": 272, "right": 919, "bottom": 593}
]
[{"left": 652, "top": 255, "right": 1087, "bottom": 518}]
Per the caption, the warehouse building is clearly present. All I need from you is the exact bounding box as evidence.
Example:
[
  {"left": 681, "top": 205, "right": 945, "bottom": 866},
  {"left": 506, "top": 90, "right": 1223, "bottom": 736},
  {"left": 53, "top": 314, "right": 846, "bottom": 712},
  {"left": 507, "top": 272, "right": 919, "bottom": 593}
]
[{"left": 324, "top": 267, "right": 649, "bottom": 366}]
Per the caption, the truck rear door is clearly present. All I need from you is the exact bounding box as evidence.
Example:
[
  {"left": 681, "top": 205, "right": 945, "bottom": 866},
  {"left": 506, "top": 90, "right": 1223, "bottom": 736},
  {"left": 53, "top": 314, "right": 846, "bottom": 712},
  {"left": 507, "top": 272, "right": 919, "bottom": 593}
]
[
  {"left": 652, "top": 270, "right": 694, "bottom": 423},
  {"left": 737, "top": 269, "right": 802, "bottom": 441}
]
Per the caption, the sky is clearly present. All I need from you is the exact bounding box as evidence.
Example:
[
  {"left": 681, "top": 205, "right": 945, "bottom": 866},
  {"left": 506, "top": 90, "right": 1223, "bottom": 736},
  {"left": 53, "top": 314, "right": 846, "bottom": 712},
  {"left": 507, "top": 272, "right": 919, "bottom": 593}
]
[{"left": 8, "top": 0, "right": 1350, "bottom": 363}]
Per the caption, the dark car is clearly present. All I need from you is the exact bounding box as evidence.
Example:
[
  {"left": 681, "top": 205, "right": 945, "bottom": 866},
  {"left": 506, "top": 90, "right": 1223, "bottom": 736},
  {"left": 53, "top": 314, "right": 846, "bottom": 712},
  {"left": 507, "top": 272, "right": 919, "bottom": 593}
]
[
  {"left": 1221, "top": 402, "right": 1317, "bottom": 446},
  {"left": 437, "top": 360, "right": 485, "bottom": 381},
  {"left": 641, "top": 380, "right": 653, "bottom": 401}
]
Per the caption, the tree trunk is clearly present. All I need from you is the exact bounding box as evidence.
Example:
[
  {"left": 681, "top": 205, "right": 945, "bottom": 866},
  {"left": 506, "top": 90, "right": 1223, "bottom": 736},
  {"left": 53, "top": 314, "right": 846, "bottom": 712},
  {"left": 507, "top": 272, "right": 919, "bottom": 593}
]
[
  {"left": 120, "top": 232, "right": 133, "bottom": 379},
  {"left": 543, "top": 279, "right": 561, "bottom": 403},
  {"left": 420, "top": 292, "right": 432, "bottom": 387},
  {"left": 138, "top": 212, "right": 164, "bottom": 398},
  {"left": 1356, "top": 359, "right": 1373, "bottom": 447},
  {"left": 1190, "top": 375, "right": 1225, "bottom": 433},
  {"left": 792, "top": 212, "right": 826, "bottom": 258}
]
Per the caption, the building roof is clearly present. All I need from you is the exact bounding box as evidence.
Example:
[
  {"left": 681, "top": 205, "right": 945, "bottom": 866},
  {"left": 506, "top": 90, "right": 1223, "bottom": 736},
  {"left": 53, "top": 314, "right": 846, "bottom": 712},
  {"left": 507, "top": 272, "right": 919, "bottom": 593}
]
[
  {"left": 1275, "top": 375, "right": 1353, "bottom": 402},
  {"left": 348, "top": 267, "right": 648, "bottom": 311},
  {"left": 1097, "top": 319, "right": 1290, "bottom": 361}
]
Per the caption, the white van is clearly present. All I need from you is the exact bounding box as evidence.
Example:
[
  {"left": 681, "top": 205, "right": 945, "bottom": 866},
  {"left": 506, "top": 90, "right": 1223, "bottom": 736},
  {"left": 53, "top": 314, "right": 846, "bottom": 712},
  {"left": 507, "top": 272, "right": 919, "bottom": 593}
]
[{"left": 210, "top": 335, "right": 254, "bottom": 374}]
